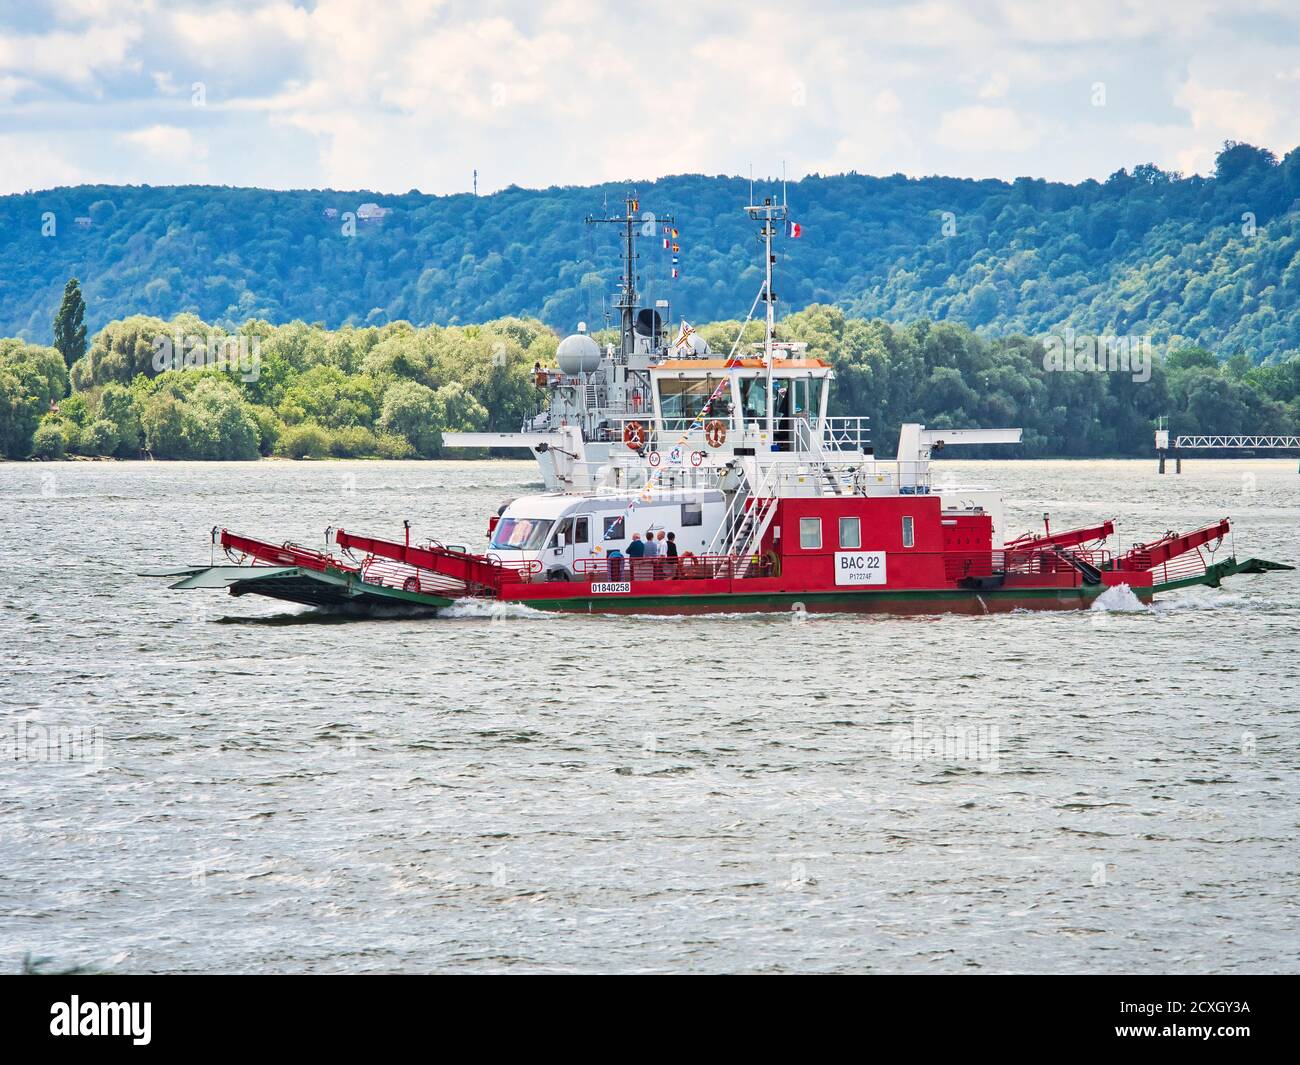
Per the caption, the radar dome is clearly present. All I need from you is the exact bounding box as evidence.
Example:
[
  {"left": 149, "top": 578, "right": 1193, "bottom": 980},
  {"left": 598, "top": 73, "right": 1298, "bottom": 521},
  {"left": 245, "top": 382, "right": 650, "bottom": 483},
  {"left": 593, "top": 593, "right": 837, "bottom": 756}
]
[{"left": 556, "top": 332, "right": 602, "bottom": 374}]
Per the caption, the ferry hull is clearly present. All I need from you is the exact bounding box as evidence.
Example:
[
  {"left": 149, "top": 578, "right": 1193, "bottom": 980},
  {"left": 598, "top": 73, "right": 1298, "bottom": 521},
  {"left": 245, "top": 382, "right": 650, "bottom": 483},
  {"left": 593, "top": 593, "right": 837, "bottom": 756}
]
[
  {"left": 499, "top": 585, "right": 1150, "bottom": 615},
  {"left": 154, "top": 540, "right": 1287, "bottom": 619}
]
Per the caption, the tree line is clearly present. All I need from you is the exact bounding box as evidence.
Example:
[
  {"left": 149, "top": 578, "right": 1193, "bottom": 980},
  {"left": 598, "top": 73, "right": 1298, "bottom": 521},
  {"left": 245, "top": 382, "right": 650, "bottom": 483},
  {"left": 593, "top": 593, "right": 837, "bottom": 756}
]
[{"left": 1, "top": 293, "right": 1295, "bottom": 461}]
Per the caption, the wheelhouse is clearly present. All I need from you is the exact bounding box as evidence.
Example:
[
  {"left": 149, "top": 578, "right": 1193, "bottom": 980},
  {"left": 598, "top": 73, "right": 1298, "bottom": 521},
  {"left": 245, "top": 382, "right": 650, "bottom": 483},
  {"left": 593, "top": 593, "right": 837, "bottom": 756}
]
[{"left": 648, "top": 348, "right": 841, "bottom": 453}]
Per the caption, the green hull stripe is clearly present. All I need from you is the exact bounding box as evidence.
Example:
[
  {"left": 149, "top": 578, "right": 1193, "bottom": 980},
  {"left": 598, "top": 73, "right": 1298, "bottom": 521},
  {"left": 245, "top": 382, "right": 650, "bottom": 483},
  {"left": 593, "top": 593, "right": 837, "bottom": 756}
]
[{"left": 517, "top": 583, "right": 1143, "bottom": 613}]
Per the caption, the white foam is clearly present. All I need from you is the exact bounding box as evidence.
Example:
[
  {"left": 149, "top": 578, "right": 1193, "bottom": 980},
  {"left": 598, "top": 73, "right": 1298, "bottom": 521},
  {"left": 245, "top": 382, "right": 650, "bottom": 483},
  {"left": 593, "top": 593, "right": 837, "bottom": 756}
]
[
  {"left": 438, "top": 598, "right": 548, "bottom": 620},
  {"left": 1089, "top": 583, "right": 1150, "bottom": 613}
]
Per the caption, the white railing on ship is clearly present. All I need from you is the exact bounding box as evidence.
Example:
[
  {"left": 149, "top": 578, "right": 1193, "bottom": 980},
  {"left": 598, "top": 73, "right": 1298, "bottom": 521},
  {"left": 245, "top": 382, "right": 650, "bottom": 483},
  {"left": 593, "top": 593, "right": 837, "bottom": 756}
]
[
  {"left": 611, "top": 414, "right": 870, "bottom": 454},
  {"left": 597, "top": 463, "right": 724, "bottom": 495},
  {"left": 821, "top": 416, "right": 871, "bottom": 452}
]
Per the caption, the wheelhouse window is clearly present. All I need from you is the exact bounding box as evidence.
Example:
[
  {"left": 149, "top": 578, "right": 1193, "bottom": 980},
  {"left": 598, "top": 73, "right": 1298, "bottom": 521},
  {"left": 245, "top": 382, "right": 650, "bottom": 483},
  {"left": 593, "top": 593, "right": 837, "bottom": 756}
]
[
  {"left": 491, "top": 518, "right": 554, "bottom": 551},
  {"left": 681, "top": 502, "right": 703, "bottom": 527},
  {"left": 658, "top": 376, "right": 730, "bottom": 427},
  {"left": 740, "top": 377, "right": 769, "bottom": 420},
  {"left": 839, "top": 516, "right": 861, "bottom": 549},
  {"left": 799, "top": 517, "right": 822, "bottom": 550},
  {"left": 902, "top": 516, "right": 915, "bottom": 548}
]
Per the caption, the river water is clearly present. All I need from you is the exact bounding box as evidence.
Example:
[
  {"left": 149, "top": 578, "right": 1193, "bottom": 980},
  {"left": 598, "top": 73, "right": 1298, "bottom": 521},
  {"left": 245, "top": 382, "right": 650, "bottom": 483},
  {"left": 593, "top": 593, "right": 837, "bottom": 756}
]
[{"left": 1, "top": 457, "right": 1296, "bottom": 973}]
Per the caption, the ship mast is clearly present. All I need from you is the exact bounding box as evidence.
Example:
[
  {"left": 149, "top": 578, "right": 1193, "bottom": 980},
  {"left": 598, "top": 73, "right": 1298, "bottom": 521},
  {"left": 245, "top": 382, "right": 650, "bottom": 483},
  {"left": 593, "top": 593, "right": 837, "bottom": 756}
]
[
  {"left": 745, "top": 188, "right": 788, "bottom": 438},
  {"left": 586, "top": 191, "right": 674, "bottom": 360}
]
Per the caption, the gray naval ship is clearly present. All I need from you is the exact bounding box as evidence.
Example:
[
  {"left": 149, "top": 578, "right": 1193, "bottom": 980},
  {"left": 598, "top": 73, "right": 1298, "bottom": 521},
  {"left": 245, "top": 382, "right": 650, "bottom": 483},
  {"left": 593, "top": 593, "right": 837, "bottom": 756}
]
[{"left": 440, "top": 192, "right": 710, "bottom": 489}]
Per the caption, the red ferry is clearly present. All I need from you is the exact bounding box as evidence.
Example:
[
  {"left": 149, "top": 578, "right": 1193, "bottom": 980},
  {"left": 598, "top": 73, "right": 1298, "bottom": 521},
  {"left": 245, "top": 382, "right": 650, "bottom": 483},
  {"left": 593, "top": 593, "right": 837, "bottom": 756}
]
[{"left": 155, "top": 199, "right": 1290, "bottom": 615}]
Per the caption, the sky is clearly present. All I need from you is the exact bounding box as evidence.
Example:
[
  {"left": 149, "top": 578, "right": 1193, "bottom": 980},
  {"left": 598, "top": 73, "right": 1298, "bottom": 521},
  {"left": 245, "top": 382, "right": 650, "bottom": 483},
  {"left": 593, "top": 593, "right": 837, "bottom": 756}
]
[{"left": 1, "top": 0, "right": 1299, "bottom": 195}]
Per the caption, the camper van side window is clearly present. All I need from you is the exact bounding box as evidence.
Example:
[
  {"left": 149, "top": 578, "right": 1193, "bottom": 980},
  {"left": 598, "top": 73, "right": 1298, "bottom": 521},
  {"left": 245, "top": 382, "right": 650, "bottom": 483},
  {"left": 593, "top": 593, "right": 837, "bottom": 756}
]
[
  {"left": 603, "top": 515, "right": 625, "bottom": 541},
  {"left": 681, "top": 502, "right": 702, "bottom": 527},
  {"left": 574, "top": 517, "right": 589, "bottom": 545}
]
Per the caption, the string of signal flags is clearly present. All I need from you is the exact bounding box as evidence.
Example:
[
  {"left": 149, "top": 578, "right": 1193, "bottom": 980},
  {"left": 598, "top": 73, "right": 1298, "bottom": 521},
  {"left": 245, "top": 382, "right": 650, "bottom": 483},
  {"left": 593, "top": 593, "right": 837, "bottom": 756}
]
[{"left": 660, "top": 217, "right": 801, "bottom": 281}]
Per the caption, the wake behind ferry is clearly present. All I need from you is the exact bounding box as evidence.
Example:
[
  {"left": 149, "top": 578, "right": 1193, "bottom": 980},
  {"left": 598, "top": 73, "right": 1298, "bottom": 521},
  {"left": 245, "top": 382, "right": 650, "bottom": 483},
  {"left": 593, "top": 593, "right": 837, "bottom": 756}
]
[{"left": 154, "top": 196, "right": 1291, "bottom": 616}]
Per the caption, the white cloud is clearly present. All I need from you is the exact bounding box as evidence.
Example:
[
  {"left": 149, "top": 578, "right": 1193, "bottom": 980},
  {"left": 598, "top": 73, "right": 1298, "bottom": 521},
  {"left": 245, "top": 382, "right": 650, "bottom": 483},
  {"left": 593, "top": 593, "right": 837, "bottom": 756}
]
[
  {"left": 1, "top": 0, "right": 1299, "bottom": 193},
  {"left": 119, "top": 124, "right": 209, "bottom": 162},
  {"left": 0, "top": 134, "right": 87, "bottom": 191},
  {"left": 0, "top": 22, "right": 140, "bottom": 86},
  {"left": 934, "top": 105, "right": 1042, "bottom": 153}
]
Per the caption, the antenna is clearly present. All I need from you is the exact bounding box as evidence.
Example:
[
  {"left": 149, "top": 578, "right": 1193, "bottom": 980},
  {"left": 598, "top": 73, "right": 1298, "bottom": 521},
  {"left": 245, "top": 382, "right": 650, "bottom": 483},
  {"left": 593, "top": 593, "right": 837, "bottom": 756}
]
[
  {"left": 473, "top": 169, "right": 478, "bottom": 196},
  {"left": 586, "top": 191, "right": 673, "bottom": 361},
  {"left": 744, "top": 188, "right": 788, "bottom": 438},
  {"left": 782, "top": 160, "right": 787, "bottom": 207},
  {"left": 749, "top": 164, "right": 754, "bottom": 207}
]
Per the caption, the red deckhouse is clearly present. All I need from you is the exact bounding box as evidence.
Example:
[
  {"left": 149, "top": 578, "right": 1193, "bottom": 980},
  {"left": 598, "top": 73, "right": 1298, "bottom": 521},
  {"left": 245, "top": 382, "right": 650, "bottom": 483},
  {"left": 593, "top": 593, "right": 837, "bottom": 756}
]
[{"left": 157, "top": 197, "right": 1290, "bottom": 615}]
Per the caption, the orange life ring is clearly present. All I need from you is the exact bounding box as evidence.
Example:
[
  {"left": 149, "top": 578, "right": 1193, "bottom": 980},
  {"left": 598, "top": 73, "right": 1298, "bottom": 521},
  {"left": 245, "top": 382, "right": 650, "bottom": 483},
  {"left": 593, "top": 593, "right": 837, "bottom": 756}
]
[
  {"left": 623, "top": 420, "right": 646, "bottom": 451},
  {"left": 704, "top": 420, "right": 727, "bottom": 448}
]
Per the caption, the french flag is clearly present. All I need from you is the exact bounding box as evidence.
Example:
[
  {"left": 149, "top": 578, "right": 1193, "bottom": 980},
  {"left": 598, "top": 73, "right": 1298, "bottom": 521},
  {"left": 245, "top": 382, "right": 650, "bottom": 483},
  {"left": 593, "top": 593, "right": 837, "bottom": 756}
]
[{"left": 786, "top": 220, "right": 803, "bottom": 239}]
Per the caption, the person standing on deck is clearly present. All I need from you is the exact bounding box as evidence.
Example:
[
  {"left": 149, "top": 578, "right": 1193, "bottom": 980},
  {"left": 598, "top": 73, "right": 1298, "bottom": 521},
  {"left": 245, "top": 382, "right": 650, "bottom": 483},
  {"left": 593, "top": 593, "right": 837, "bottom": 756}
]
[
  {"left": 626, "top": 532, "right": 645, "bottom": 580},
  {"left": 643, "top": 527, "right": 660, "bottom": 580},
  {"left": 665, "top": 531, "right": 679, "bottom": 577}
]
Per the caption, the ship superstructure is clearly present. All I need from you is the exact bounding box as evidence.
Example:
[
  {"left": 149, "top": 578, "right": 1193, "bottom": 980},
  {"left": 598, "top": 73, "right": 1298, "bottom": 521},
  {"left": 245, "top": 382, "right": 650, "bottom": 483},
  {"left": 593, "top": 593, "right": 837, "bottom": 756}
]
[{"left": 441, "top": 192, "right": 708, "bottom": 489}]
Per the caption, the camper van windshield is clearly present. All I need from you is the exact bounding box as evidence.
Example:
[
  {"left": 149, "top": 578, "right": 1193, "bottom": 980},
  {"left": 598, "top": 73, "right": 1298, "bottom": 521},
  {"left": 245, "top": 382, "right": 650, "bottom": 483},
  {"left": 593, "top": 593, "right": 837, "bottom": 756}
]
[{"left": 491, "top": 518, "right": 554, "bottom": 551}]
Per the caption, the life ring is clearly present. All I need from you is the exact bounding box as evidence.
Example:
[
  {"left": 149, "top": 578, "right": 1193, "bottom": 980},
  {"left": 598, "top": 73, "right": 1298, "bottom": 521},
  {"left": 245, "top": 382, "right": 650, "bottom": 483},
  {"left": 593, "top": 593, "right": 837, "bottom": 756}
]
[
  {"left": 704, "top": 420, "right": 727, "bottom": 448},
  {"left": 623, "top": 420, "right": 646, "bottom": 451},
  {"left": 534, "top": 371, "right": 547, "bottom": 388},
  {"left": 402, "top": 575, "right": 421, "bottom": 593},
  {"left": 648, "top": 450, "right": 661, "bottom": 467}
]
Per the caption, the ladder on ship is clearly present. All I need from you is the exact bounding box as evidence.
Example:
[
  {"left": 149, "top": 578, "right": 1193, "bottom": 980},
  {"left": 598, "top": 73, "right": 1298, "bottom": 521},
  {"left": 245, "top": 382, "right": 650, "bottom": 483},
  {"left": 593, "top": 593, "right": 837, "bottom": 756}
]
[{"left": 706, "top": 465, "right": 781, "bottom": 576}]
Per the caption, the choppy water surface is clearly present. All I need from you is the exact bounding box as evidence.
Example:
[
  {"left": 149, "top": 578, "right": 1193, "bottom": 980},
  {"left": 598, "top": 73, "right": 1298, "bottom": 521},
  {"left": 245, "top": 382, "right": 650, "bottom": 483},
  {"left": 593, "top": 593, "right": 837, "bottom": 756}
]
[{"left": 1, "top": 458, "right": 1297, "bottom": 973}]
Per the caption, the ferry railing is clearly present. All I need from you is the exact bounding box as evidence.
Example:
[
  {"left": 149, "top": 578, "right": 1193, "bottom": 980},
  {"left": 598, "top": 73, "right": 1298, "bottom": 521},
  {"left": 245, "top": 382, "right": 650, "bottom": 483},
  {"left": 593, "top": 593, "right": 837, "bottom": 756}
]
[
  {"left": 599, "top": 463, "right": 725, "bottom": 494},
  {"left": 1124, "top": 548, "right": 1206, "bottom": 583},
  {"left": 360, "top": 557, "right": 468, "bottom": 595},
  {"left": 821, "top": 416, "right": 871, "bottom": 453},
  {"left": 606, "top": 414, "right": 870, "bottom": 458},
  {"left": 944, "top": 548, "right": 1114, "bottom": 583},
  {"left": 221, "top": 530, "right": 358, "bottom": 574},
  {"left": 575, "top": 554, "right": 776, "bottom": 582},
  {"left": 853, "top": 460, "right": 933, "bottom": 493}
]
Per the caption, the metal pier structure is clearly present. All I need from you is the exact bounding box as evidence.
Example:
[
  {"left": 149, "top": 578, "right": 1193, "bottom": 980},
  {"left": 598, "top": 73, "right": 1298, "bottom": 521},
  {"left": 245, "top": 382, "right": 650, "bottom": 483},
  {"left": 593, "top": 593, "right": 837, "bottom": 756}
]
[{"left": 1155, "top": 427, "right": 1300, "bottom": 473}]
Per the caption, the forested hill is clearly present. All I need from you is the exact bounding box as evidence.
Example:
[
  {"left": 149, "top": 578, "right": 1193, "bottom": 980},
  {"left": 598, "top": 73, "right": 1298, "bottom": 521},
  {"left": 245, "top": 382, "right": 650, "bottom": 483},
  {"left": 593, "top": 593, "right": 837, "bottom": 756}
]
[{"left": 4, "top": 141, "right": 1300, "bottom": 362}]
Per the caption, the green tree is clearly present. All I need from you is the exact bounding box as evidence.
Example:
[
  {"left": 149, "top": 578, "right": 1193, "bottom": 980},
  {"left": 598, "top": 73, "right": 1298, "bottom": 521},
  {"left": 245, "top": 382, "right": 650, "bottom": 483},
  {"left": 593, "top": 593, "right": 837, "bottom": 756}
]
[
  {"left": 0, "top": 340, "right": 67, "bottom": 457},
  {"left": 53, "top": 278, "right": 87, "bottom": 374},
  {"left": 378, "top": 379, "right": 444, "bottom": 456},
  {"left": 32, "top": 420, "right": 66, "bottom": 459}
]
